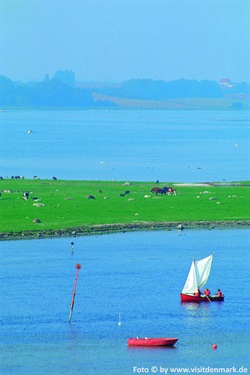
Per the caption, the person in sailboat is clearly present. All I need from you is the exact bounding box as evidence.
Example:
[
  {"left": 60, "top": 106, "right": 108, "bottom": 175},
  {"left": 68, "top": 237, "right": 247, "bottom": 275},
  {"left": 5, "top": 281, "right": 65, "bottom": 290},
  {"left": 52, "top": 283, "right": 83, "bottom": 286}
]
[
  {"left": 204, "top": 288, "right": 211, "bottom": 296},
  {"left": 194, "top": 288, "right": 201, "bottom": 297},
  {"left": 217, "top": 289, "right": 223, "bottom": 297}
]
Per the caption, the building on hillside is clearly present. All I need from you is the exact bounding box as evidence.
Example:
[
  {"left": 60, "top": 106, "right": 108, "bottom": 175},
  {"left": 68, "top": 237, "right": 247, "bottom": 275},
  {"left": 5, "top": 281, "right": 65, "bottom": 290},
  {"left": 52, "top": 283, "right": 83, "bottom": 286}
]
[{"left": 219, "top": 78, "right": 233, "bottom": 88}]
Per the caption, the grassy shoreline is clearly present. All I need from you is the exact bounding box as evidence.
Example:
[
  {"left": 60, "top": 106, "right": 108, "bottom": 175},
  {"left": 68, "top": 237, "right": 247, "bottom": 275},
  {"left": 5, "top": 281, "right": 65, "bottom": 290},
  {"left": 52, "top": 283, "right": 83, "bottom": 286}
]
[
  {"left": 1, "top": 220, "right": 249, "bottom": 241},
  {"left": 1, "top": 179, "right": 249, "bottom": 241}
]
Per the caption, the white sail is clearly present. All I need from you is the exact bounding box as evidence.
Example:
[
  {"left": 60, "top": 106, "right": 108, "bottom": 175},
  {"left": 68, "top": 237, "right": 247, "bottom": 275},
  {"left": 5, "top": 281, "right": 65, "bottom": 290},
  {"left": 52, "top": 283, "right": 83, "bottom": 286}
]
[{"left": 182, "top": 254, "right": 213, "bottom": 294}]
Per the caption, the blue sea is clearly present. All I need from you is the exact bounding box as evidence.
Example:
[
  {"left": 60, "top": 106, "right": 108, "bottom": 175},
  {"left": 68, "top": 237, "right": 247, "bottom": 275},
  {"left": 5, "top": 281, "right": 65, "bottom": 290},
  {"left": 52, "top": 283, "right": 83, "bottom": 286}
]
[
  {"left": 0, "top": 109, "right": 249, "bottom": 182},
  {"left": 0, "top": 229, "right": 249, "bottom": 375},
  {"left": 0, "top": 110, "right": 249, "bottom": 374}
]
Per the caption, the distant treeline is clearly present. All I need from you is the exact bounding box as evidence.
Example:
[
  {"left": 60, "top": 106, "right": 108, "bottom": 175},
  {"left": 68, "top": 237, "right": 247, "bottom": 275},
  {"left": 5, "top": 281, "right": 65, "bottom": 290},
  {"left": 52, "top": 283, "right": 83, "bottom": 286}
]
[
  {"left": 0, "top": 74, "right": 116, "bottom": 108},
  {"left": 0, "top": 71, "right": 249, "bottom": 108},
  {"left": 97, "top": 78, "right": 250, "bottom": 100},
  {"left": 97, "top": 79, "right": 224, "bottom": 100}
]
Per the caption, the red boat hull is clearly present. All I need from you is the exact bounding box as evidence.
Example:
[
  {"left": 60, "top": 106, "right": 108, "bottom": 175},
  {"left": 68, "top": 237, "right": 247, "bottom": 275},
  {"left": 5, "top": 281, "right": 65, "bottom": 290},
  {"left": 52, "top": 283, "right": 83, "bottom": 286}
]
[
  {"left": 127, "top": 337, "right": 178, "bottom": 347},
  {"left": 180, "top": 293, "right": 224, "bottom": 302}
]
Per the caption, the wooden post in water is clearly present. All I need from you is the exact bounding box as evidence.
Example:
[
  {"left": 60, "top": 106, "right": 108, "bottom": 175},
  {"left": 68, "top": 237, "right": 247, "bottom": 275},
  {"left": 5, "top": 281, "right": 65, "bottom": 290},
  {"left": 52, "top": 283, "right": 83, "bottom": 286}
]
[{"left": 68, "top": 263, "right": 81, "bottom": 323}]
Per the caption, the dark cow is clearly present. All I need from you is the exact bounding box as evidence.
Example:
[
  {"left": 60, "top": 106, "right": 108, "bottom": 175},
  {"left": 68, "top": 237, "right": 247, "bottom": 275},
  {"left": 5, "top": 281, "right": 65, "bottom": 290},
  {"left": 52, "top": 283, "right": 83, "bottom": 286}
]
[
  {"left": 120, "top": 190, "right": 130, "bottom": 197},
  {"left": 53, "top": 177, "right": 57, "bottom": 180},
  {"left": 151, "top": 187, "right": 165, "bottom": 195},
  {"left": 23, "top": 192, "right": 29, "bottom": 200},
  {"left": 86, "top": 195, "right": 95, "bottom": 200}
]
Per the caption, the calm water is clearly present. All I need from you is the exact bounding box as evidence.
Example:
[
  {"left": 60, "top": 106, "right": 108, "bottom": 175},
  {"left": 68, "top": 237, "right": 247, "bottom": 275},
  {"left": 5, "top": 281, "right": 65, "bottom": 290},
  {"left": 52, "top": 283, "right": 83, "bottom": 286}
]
[
  {"left": 1, "top": 229, "right": 249, "bottom": 375},
  {"left": 0, "top": 109, "right": 249, "bottom": 182}
]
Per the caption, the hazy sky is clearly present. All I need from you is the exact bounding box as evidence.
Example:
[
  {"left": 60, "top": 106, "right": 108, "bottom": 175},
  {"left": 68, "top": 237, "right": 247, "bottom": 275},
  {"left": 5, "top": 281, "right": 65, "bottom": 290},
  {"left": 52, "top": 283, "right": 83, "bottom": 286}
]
[{"left": 0, "top": 0, "right": 249, "bottom": 83}]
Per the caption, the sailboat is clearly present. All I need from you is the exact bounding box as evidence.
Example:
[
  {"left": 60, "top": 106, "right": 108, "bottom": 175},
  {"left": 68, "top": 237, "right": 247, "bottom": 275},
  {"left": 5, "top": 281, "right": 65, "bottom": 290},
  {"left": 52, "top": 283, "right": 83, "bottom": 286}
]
[{"left": 180, "top": 254, "right": 224, "bottom": 302}]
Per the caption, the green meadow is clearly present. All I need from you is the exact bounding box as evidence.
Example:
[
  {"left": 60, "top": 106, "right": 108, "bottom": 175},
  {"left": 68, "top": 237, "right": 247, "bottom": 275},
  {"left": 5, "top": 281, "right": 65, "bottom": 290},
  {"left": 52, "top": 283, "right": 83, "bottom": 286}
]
[{"left": 0, "top": 179, "right": 249, "bottom": 235}]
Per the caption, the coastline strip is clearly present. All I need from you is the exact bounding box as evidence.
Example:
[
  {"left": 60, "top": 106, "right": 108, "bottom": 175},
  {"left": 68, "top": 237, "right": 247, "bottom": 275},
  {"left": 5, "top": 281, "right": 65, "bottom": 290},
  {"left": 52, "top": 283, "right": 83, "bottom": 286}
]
[{"left": 1, "top": 220, "right": 249, "bottom": 241}]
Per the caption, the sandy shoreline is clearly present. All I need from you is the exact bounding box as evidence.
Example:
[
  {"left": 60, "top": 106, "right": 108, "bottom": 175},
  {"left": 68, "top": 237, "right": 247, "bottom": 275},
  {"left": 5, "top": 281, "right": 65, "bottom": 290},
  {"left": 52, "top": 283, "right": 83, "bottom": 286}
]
[{"left": 1, "top": 220, "right": 249, "bottom": 241}]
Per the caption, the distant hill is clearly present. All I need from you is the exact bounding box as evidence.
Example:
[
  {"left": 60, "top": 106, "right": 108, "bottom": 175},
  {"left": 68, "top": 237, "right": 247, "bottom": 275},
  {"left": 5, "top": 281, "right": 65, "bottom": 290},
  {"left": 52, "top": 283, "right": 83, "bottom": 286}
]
[
  {"left": 77, "top": 78, "right": 250, "bottom": 110},
  {"left": 92, "top": 78, "right": 224, "bottom": 100},
  {"left": 0, "top": 75, "right": 116, "bottom": 108},
  {"left": 0, "top": 74, "right": 249, "bottom": 110}
]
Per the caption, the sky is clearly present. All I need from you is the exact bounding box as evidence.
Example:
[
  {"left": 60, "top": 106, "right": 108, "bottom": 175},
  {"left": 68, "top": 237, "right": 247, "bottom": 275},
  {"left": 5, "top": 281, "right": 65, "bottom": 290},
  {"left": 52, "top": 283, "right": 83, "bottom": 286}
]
[{"left": 0, "top": 0, "right": 249, "bottom": 83}]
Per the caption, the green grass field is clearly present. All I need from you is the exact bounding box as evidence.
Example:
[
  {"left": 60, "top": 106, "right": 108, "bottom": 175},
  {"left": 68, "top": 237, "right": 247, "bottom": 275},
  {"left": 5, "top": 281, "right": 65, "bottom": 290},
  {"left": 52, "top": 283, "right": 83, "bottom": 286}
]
[
  {"left": 93, "top": 93, "right": 250, "bottom": 110},
  {"left": 0, "top": 179, "right": 249, "bottom": 235}
]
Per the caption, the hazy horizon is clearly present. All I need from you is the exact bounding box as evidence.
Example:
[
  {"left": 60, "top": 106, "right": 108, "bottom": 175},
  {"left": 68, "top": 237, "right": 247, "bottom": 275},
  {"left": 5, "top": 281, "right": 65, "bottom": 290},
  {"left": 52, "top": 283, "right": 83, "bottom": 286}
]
[{"left": 0, "top": 0, "right": 249, "bottom": 83}]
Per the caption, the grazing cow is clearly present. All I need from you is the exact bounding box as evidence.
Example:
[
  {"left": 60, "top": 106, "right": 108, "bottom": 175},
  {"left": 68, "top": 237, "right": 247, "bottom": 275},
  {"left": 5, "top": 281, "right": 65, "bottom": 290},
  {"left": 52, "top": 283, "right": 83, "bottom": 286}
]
[
  {"left": 53, "top": 176, "right": 57, "bottom": 180},
  {"left": 99, "top": 190, "right": 102, "bottom": 193},
  {"left": 86, "top": 195, "right": 95, "bottom": 199},
  {"left": 0, "top": 176, "right": 3, "bottom": 180},
  {"left": 158, "top": 188, "right": 165, "bottom": 195},
  {"left": 15, "top": 176, "right": 20, "bottom": 179},
  {"left": 151, "top": 187, "right": 159, "bottom": 194},
  {"left": 34, "top": 176, "right": 39, "bottom": 180},
  {"left": 166, "top": 187, "right": 177, "bottom": 196},
  {"left": 23, "top": 192, "right": 29, "bottom": 200},
  {"left": 151, "top": 187, "right": 165, "bottom": 195},
  {"left": 120, "top": 193, "right": 125, "bottom": 197},
  {"left": 125, "top": 190, "right": 130, "bottom": 195}
]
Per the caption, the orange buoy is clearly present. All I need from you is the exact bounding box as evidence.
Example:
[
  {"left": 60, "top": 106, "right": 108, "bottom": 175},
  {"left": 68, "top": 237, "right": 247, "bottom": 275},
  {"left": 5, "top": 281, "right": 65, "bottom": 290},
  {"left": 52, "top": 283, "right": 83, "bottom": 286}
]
[{"left": 212, "top": 344, "right": 217, "bottom": 349}]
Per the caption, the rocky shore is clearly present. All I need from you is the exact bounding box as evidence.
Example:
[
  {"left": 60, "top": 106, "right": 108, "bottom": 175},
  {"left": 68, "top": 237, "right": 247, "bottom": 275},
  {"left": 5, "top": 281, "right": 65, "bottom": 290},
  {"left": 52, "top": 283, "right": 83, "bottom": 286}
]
[{"left": 1, "top": 220, "right": 249, "bottom": 241}]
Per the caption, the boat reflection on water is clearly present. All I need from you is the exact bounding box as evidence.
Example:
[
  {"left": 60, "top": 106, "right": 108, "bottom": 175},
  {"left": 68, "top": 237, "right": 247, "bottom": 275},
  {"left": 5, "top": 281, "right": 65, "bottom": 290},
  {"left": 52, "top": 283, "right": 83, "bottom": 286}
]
[
  {"left": 180, "top": 299, "right": 223, "bottom": 325},
  {"left": 127, "top": 345, "right": 177, "bottom": 351}
]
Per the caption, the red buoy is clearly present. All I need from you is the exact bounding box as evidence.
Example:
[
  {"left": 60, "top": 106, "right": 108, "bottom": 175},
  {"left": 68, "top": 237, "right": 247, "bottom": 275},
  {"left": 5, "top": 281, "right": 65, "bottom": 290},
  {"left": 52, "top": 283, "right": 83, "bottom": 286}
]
[
  {"left": 212, "top": 344, "right": 217, "bottom": 349},
  {"left": 76, "top": 264, "right": 81, "bottom": 269}
]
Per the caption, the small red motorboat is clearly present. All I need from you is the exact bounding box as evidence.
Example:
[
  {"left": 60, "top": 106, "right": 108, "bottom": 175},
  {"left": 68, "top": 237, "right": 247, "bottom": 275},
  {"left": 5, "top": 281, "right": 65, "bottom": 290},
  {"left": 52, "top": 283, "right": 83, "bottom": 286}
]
[{"left": 127, "top": 337, "right": 178, "bottom": 347}]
